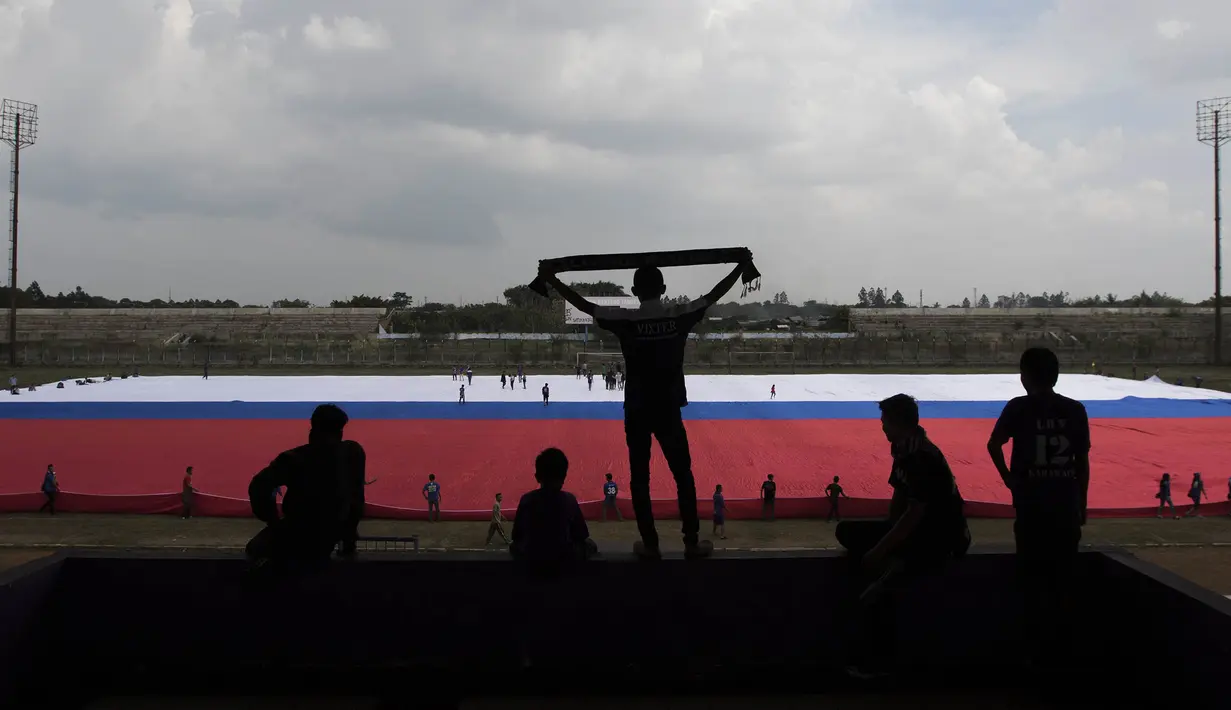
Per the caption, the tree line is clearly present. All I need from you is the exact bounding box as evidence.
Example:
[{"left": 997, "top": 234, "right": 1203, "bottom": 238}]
[
  {"left": 854, "top": 286, "right": 1217, "bottom": 309},
  {"left": 0, "top": 280, "right": 1224, "bottom": 336}
]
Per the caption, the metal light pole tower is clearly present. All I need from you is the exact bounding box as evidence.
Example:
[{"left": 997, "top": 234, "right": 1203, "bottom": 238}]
[
  {"left": 1197, "top": 97, "right": 1230, "bottom": 365},
  {"left": 1, "top": 99, "right": 38, "bottom": 367}
]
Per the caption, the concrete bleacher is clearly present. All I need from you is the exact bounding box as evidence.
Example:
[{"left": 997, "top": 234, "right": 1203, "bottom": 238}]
[
  {"left": 1, "top": 548, "right": 1228, "bottom": 706},
  {"left": 2, "top": 308, "right": 387, "bottom": 344},
  {"left": 849, "top": 307, "right": 1225, "bottom": 342}
]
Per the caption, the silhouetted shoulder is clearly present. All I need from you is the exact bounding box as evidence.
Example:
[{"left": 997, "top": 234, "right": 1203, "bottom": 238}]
[
  {"left": 1054, "top": 394, "right": 1088, "bottom": 418},
  {"left": 272, "top": 444, "right": 311, "bottom": 466},
  {"left": 1001, "top": 395, "right": 1030, "bottom": 416}
]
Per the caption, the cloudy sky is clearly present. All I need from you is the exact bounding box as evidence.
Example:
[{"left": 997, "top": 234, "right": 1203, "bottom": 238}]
[{"left": 1, "top": 0, "right": 1228, "bottom": 306}]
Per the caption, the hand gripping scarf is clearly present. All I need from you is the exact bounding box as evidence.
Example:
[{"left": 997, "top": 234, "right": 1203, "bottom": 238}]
[{"left": 529, "top": 247, "right": 762, "bottom": 299}]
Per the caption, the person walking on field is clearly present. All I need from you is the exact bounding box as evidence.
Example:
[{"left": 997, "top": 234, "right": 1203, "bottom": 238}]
[
  {"left": 486, "top": 493, "right": 511, "bottom": 545},
  {"left": 1185, "top": 473, "right": 1207, "bottom": 517},
  {"left": 181, "top": 466, "right": 196, "bottom": 519},
  {"left": 1156, "top": 473, "right": 1178, "bottom": 519},
  {"left": 39, "top": 465, "right": 59, "bottom": 515}
]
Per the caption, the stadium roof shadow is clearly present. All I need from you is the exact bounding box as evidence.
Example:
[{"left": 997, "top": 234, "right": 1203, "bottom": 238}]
[{"left": 1, "top": 547, "right": 1229, "bottom": 708}]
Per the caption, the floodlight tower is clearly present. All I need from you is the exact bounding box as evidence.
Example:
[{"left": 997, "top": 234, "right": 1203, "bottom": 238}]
[
  {"left": 1197, "top": 97, "right": 1230, "bottom": 365},
  {"left": 1, "top": 99, "right": 38, "bottom": 367}
]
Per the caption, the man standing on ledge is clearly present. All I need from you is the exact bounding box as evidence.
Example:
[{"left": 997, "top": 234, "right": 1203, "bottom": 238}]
[
  {"left": 987, "top": 347, "right": 1090, "bottom": 668},
  {"left": 540, "top": 254, "right": 750, "bottom": 560}
]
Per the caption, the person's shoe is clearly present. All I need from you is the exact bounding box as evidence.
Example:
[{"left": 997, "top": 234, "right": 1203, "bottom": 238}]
[
  {"left": 684, "top": 540, "right": 714, "bottom": 559},
  {"left": 633, "top": 540, "right": 662, "bottom": 560}
]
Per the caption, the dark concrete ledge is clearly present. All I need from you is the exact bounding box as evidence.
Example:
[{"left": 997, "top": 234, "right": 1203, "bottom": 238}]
[{"left": 0, "top": 549, "right": 1228, "bottom": 707}]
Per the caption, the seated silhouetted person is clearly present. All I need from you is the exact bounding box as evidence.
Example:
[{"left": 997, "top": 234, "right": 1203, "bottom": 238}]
[
  {"left": 246, "top": 404, "right": 367, "bottom": 570},
  {"left": 510, "top": 448, "right": 597, "bottom": 573},
  {"left": 837, "top": 394, "right": 970, "bottom": 678}
]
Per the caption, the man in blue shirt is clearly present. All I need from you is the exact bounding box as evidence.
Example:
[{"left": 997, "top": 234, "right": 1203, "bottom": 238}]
[
  {"left": 601, "top": 473, "right": 623, "bottom": 521},
  {"left": 423, "top": 474, "right": 442, "bottom": 522},
  {"left": 39, "top": 465, "right": 59, "bottom": 515}
]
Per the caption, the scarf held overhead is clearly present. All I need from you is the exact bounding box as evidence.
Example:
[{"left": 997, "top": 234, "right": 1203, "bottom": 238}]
[{"left": 529, "top": 248, "right": 761, "bottom": 299}]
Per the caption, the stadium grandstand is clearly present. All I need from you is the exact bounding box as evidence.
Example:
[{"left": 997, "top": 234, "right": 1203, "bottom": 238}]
[
  {"left": 0, "top": 307, "right": 386, "bottom": 345},
  {"left": 848, "top": 306, "right": 1225, "bottom": 342}
]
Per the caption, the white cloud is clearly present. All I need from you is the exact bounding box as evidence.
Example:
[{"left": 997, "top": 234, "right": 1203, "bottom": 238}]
[
  {"left": 303, "top": 15, "right": 391, "bottom": 52},
  {"left": 0, "top": 0, "right": 1228, "bottom": 306},
  {"left": 1156, "top": 19, "right": 1192, "bottom": 40}
]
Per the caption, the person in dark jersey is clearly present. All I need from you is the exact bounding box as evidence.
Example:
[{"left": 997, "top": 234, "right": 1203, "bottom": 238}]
[
  {"left": 837, "top": 394, "right": 970, "bottom": 678},
  {"left": 760, "top": 474, "right": 777, "bottom": 521},
  {"left": 987, "top": 347, "right": 1090, "bottom": 668},
  {"left": 540, "top": 255, "right": 751, "bottom": 560},
  {"left": 181, "top": 466, "right": 195, "bottom": 519},
  {"left": 246, "top": 404, "right": 367, "bottom": 570},
  {"left": 601, "top": 473, "right": 623, "bottom": 521},
  {"left": 423, "top": 474, "right": 442, "bottom": 522},
  {"left": 38, "top": 465, "right": 59, "bottom": 515},
  {"left": 825, "top": 476, "right": 847, "bottom": 522},
  {"left": 712, "top": 484, "right": 727, "bottom": 539}
]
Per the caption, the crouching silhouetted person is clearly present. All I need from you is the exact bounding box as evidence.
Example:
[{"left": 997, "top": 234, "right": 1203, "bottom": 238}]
[
  {"left": 510, "top": 448, "right": 597, "bottom": 574},
  {"left": 837, "top": 394, "right": 971, "bottom": 679},
  {"left": 246, "top": 404, "right": 367, "bottom": 571}
]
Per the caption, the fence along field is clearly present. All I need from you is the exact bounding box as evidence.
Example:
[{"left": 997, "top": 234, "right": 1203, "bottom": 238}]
[{"left": 0, "top": 306, "right": 1227, "bottom": 370}]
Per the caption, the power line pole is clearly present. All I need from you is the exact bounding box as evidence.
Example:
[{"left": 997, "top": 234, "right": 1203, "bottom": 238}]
[
  {"left": 1, "top": 99, "right": 38, "bottom": 367},
  {"left": 1197, "top": 97, "right": 1229, "bottom": 365}
]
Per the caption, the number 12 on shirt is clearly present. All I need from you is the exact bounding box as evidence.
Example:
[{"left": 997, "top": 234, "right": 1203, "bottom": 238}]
[{"left": 1034, "top": 434, "right": 1071, "bottom": 467}]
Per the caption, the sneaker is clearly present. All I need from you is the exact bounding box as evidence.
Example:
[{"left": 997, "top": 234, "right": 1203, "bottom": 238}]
[
  {"left": 633, "top": 540, "right": 662, "bottom": 560},
  {"left": 684, "top": 540, "right": 714, "bottom": 559}
]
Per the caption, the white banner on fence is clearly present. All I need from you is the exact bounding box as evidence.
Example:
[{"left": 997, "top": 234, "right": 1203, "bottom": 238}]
[{"left": 564, "top": 297, "right": 641, "bottom": 326}]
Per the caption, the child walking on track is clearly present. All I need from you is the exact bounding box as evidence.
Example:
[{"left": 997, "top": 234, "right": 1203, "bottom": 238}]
[
  {"left": 541, "top": 253, "right": 752, "bottom": 560},
  {"left": 486, "top": 493, "right": 510, "bottom": 545}
]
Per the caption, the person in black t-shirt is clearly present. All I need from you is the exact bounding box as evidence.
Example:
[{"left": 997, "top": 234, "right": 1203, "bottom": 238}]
[
  {"left": 540, "top": 255, "right": 751, "bottom": 560},
  {"left": 760, "top": 474, "right": 777, "bottom": 521},
  {"left": 825, "top": 476, "right": 847, "bottom": 522},
  {"left": 510, "top": 448, "right": 597, "bottom": 571},
  {"left": 837, "top": 394, "right": 969, "bottom": 678},
  {"left": 987, "top": 347, "right": 1090, "bottom": 666},
  {"left": 247, "top": 404, "right": 367, "bottom": 569}
]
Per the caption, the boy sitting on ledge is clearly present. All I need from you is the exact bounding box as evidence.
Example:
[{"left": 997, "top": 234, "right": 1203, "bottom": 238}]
[{"left": 510, "top": 448, "right": 597, "bottom": 570}]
